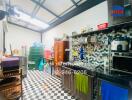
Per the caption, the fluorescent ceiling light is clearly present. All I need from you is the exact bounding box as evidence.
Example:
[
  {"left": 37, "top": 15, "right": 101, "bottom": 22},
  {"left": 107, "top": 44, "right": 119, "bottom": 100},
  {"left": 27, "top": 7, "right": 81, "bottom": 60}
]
[{"left": 14, "top": 8, "right": 49, "bottom": 29}]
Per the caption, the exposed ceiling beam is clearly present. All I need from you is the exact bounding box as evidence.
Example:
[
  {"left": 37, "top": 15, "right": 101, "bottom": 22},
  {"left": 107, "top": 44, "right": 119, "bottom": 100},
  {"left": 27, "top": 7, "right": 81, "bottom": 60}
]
[
  {"left": 48, "top": 0, "right": 82, "bottom": 24},
  {"left": 31, "top": 0, "right": 60, "bottom": 18},
  {"left": 8, "top": 21, "right": 42, "bottom": 33},
  {"left": 43, "top": 0, "right": 106, "bottom": 32},
  {"left": 71, "top": 0, "right": 78, "bottom": 7},
  {"left": 31, "top": 0, "right": 46, "bottom": 17},
  {"left": 31, "top": 0, "right": 41, "bottom": 17}
]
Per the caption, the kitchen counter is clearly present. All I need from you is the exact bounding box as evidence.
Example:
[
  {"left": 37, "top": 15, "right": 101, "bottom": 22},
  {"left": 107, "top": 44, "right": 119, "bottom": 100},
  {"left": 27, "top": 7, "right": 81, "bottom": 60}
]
[
  {"left": 62, "top": 63, "right": 132, "bottom": 88},
  {"left": 62, "top": 62, "right": 132, "bottom": 100}
]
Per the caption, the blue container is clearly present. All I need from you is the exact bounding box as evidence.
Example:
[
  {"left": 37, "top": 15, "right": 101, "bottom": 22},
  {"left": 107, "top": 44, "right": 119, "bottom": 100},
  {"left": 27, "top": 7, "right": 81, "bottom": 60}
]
[{"left": 38, "top": 58, "right": 46, "bottom": 71}]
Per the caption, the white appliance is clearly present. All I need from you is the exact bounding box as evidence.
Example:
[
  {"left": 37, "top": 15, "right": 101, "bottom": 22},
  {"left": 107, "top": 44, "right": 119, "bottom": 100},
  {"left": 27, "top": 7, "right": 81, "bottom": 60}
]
[{"left": 111, "top": 37, "right": 129, "bottom": 52}]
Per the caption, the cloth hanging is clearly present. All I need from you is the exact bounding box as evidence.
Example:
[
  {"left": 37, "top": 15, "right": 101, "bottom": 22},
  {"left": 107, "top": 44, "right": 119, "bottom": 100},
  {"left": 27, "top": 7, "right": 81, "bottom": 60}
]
[
  {"left": 101, "top": 80, "right": 128, "bottom": 100},
  {"left": 74, "top": 73, "right": 89, "bottom": 94}
]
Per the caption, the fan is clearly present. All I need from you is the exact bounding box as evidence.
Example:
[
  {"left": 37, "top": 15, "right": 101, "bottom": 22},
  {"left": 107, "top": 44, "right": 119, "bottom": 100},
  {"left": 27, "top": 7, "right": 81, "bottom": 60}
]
[{"left": 0, "top": 10, "right": 8, "bottom": 20}]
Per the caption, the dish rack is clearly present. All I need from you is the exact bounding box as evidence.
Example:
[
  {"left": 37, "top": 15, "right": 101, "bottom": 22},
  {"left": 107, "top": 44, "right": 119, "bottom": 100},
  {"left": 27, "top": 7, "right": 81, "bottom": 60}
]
[{"left": 0, "top": 63, "right": 23, "bottom": 100}]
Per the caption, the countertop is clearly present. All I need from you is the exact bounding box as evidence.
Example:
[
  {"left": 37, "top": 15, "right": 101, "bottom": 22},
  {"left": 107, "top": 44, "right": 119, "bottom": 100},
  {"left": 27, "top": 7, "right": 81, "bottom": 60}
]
[{"left": 62, "top": 63, "right": 132, "bottom": 88}]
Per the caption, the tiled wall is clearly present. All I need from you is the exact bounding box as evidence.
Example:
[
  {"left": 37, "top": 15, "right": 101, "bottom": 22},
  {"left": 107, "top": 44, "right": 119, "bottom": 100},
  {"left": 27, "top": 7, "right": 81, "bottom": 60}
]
[{"left": 71, "top": 28, "right": 132, "bottom": 67}]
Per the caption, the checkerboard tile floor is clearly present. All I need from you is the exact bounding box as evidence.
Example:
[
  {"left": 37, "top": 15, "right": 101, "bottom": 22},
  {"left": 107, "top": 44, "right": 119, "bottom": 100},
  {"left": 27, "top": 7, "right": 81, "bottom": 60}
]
[{"left": 22, "top": 70, "right": 76, "bottom": 100}]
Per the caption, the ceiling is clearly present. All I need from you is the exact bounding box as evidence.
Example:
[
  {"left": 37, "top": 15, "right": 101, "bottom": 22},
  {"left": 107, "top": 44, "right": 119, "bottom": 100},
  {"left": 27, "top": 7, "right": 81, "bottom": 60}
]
[{"left": 5, "top": 0, "right": 87, "bottom": 33}]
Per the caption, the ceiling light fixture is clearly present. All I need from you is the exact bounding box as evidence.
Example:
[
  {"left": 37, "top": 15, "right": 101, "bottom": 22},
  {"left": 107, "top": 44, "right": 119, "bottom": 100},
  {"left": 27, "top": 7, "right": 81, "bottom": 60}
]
[{"left": 14, "top": 8, "right": 49, "bottom": 29}]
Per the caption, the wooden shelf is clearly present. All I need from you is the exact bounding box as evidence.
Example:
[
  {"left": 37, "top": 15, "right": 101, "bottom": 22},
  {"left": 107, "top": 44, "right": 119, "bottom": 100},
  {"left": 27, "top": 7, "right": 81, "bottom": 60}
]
[
  {"left": 3, "top": 69, "right": 22, "bottom": 73},
  {"left": 1, "top": 74, "right": 20, "bottom": 79},
  {"left": 0, "top": 85, "right": 21, "bottom": 100},
  {"left": 0, "top": 83, "right": 21, "bottom": 91},
  {"left": 0, "top": 79, "right": 21, "bottom": 90},
  {"left": 0, "top": 70, "right": 21, "bottom": 79},
  {"left": 0, "top": 68, "right": 22, "bottom": 100},
  {"left": 7, "top": 92, "right": 21, "bottom": 100}
]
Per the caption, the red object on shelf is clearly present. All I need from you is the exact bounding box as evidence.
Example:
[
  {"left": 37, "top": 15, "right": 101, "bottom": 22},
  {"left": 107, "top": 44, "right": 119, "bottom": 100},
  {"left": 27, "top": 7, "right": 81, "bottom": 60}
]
[{"left": 97, "top": 23, "right": 108, "bottom": 30}]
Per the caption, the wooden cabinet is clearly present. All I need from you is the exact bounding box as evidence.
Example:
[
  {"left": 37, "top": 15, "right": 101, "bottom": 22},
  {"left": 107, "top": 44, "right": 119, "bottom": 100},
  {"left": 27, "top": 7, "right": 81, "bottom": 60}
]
[
  {"left": 54, "top": 41, "right": 59, "bottom": 67},
  {"left": 54, "top": 40, "right": 69, "bottom": 76}
]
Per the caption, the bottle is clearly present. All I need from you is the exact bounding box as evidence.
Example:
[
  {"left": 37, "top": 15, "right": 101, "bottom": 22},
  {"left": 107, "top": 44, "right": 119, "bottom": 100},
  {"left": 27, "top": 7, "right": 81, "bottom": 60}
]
[
  {"left": 79, "top": 45, "right": 84, "bottom": 60},
  {"left": 103, "top": 56, "right": 109, "bottom": 74}
]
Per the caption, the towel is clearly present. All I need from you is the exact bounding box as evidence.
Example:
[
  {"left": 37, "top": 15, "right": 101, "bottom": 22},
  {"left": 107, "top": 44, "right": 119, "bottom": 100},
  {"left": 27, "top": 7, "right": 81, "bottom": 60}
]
[
  {"left": 101, "top": 80, "right": 128, "bottom": 100},
  {"left": 74, "top": 73, "right": 89, "bottom": 94}
]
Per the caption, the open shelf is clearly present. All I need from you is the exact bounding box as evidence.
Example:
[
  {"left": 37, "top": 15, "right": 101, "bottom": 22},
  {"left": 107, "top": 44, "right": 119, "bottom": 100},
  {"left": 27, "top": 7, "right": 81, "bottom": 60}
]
[
  {"left": 0, "top": 80, "right": 21, "bottom": 90},
  {"left": 71, "top": 21, "right": 132, "bottom": 38},
  {"left": 0, "top": 68, "right": 22, "bottom": 100}
]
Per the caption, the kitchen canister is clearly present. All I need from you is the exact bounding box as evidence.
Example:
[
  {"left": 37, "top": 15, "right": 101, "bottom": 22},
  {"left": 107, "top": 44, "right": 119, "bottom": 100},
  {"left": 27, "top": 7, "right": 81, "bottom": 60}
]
[
  {"left": 103, "top": 56, "right": 109, "bottom": 74},
  {"left": 91, "top": 35, "right": 97, "bottom": 43},
  {"left": 84, "top": 37, "right": 88, "bottom": 44},
  {"left": 79, "top": 37, "right": 86, "bottom": 44}
]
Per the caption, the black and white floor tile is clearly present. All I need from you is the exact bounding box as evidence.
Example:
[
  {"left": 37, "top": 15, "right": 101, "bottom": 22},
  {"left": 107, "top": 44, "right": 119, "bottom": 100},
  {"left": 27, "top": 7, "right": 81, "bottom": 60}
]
[{"left": 22, "top": 70, "right": 76, "bottom": 100}]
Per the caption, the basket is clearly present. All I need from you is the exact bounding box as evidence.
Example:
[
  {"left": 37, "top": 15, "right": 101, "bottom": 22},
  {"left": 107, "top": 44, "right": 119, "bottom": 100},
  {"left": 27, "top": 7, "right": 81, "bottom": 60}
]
[
  {"left": 0, "top": 84, "right": 21, "bottom": 100},
  {"left": 0, "top": 76, "right": 21, "bottom": 99}
]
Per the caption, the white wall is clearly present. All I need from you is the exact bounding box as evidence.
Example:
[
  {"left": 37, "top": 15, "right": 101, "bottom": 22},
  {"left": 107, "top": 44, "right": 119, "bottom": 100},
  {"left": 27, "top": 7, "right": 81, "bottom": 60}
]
[
  {"left": 5, "top": 23, "right": 41, "bottom": 52},
  {"left": 43, "top": 1, "right": 108, "bottom": 50},
  {"left": 0, "top": 21, "right": 3, "bottom": 52}
]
